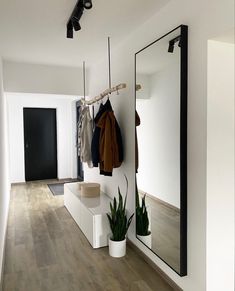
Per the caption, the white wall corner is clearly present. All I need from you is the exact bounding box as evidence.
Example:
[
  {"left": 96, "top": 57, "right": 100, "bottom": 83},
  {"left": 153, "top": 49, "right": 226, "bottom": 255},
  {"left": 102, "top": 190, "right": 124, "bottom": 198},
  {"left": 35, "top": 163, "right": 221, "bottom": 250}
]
[{"left": 0, "top": 57, "right": 11, "bottom": 288}]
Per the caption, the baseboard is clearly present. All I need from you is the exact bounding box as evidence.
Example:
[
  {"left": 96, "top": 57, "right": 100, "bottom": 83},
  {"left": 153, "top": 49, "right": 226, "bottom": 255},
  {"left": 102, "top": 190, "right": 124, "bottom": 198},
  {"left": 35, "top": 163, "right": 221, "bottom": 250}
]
[
  {"left": 127, "top": 239, "right": 182, "bottom": 291},
  {"left": 58, "top": 178, "right": 73, "bottom": 182},
  {"left": 11, "top": 182, "right": 26, "bottom": 186},
  {"left": 0, "top": 199, "right": 10, "bottom": 291},
  {"left": 138, "top": 190, "right": 180, "bottom": 212},
  {"left": 58, "top": 178, "right": 83, "bottom": 183},
  {"left": 12, "top": 178, "right": 80, "bottom": 186},
  {"left": 11, "top": 178, "right": 74, "bottom": 185},
  {"left": 0, "top": 231, "right": 7, "bottom": 291}
]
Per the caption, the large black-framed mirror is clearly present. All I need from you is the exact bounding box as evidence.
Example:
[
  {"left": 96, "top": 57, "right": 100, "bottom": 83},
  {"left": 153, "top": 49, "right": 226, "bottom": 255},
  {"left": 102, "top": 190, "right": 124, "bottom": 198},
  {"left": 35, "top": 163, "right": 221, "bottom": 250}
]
[{"left": 135, "top": 25, "right": 187, "bottom": 276}]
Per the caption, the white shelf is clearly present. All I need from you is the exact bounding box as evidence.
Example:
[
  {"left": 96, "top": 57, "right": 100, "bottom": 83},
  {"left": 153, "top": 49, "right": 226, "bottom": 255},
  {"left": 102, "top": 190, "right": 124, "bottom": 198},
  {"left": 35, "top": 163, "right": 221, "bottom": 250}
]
[
  {"left": 65, "top": 183, "right": 112, "bottom": 215},
  {"left": 64, "top": 182, "right": 112, "bottom": 248}
]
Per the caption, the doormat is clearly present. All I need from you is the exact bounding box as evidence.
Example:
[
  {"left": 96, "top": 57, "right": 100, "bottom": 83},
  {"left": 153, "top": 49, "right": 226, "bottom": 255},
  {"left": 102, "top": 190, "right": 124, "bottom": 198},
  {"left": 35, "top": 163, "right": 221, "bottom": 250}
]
[
  {"left": 48, "top": 183, "right": 64, "bottom": 196},
  {"left": 48, "top": 179, "right": 82, "bottom": 196}
]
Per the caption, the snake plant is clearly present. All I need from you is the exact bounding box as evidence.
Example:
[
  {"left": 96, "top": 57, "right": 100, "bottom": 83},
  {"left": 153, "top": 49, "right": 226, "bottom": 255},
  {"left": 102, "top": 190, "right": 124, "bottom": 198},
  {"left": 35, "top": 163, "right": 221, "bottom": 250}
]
[
  {"left": 136, "top": 182, "right": 150, "bottom": 236},
  {"left": 107, "top": 176, "right": 134, "bottom": 241}
]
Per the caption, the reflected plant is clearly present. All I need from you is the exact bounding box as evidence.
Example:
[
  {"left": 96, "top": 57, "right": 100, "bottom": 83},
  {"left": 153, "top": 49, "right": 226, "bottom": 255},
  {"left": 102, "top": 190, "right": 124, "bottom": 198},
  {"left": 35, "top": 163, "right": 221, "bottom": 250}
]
[{"left": 136, "top": 182, "right": 150, "bottom": 236}]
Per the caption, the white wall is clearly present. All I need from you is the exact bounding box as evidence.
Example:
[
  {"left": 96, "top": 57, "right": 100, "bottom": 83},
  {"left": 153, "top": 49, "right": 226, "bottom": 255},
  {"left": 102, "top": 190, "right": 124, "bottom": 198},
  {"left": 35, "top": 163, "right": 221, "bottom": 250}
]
[
  {"left": 0, "top": 58, "right": 10, "bottom": 285},
  {"left": 3, "top": 61, "right": 88, "bottom": 96},
  {"left": 207, "top": 40, "right": 234, "bottom": 291},
  {"left": 7, "top": 93, "right": 79, "bottom": 183},
  {"left": 136, "top": 73, "right": 150, "bottom": 99},
  {"left": 85, "top": 0, "right": 234, "bottom": 290},
  {"left": 136, "top": 55, "right": 180, "bottom": 208}
]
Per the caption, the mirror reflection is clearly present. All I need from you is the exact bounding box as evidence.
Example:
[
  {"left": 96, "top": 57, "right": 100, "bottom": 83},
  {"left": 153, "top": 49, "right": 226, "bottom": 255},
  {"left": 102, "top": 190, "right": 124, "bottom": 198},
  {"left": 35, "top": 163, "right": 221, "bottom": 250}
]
[{"left": 135, "top": 27, "right": 182, "bottom": 274}]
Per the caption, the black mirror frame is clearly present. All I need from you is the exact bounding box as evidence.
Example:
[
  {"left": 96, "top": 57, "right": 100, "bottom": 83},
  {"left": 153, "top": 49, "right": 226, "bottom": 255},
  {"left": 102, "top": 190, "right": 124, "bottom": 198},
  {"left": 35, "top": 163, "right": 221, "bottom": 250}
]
[{"left": 134, "top": 24, "right": 188, "bottom": 277}]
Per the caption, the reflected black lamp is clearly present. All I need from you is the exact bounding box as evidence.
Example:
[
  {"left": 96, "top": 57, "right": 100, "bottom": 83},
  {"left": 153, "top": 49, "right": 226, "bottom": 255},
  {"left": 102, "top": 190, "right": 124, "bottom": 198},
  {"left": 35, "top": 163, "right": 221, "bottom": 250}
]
[{"left": 168, "top": 35, "right": 181, "bottom": 53}]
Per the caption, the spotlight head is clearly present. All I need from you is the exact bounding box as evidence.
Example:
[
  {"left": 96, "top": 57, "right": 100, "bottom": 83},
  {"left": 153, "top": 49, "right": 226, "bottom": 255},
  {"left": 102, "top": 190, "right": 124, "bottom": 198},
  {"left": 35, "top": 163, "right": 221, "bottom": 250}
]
[
  {"left": 168, "top": 40, "right": 174, "bottom": 53},
  {"left": 67, "top": 28, "right": 73, "bottom": 39},
  {"left": 83, "top": 0, "right": 92, "bottom": 9},
  {"left": 67, "top": 20, "right": 73, "bottom": 39},
  {"left": 72, "top": 17, "right": 81, "bottom": 31}
]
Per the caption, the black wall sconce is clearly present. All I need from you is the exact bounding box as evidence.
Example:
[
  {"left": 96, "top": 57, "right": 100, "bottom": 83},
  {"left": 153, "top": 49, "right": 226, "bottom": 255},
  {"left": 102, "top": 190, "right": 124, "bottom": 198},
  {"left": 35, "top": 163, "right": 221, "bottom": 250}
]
[
  {"left": 67, "top": 0, "right": 92, "bottom": 39},
  {"left": 168, "top": 35, "right": 181, "bottom": 53}
]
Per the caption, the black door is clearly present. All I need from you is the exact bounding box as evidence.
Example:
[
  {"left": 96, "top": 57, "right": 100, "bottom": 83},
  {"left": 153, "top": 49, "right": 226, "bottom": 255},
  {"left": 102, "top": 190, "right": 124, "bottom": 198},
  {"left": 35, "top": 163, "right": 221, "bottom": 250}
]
[{"left": 24, "top": 108, "right": 58, "bottom": 181}]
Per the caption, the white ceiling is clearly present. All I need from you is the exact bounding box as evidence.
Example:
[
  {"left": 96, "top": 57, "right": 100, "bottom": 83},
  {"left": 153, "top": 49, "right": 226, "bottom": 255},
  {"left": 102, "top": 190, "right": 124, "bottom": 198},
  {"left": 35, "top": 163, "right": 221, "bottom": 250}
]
[{"left": 0, "top": 0, "right": 169, "bottom": 68}]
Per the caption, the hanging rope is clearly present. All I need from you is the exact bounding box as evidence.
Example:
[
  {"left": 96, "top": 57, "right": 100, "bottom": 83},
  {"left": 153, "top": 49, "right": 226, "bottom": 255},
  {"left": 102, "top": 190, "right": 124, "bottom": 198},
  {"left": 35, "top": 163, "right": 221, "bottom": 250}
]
[
  {"left": 108, "top": 37, "right": 111, "bottom": 90},
  {"left": 81, "top": 37, "right": 127, "bottom": 106},
  {"left": 83, "top": 61, "right": 86, "bottom": 101}
]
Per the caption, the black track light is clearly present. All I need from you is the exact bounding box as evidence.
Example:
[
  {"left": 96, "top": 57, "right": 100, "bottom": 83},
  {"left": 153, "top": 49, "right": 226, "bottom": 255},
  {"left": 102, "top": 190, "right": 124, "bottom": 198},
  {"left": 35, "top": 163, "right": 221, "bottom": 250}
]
[
  {"left": 72, "top": 17, "right": 81, "bottom": 31},
  {"left": 67, "top": 20, "right": 73, "bottom": 39},
  {"left": 74, "top": 3, "right": 84, "bottom": 20},
  {"left": 66, "top": 0, "right": 92, "bottom": 38},
  {"left": 83, "top": 0, "right": 92, "bottom": 9},
  {"left": 168, "top": 41, "right": 174, "bottom": 53},
  {"left": 168, "top": 35, "right": 181, "bottom": 53}
]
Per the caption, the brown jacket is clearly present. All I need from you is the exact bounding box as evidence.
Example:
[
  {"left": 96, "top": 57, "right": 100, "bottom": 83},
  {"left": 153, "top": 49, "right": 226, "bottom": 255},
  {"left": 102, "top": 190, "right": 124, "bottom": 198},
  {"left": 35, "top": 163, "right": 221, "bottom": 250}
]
[{"left": 97, "top": 111, "right": 122, "bottom": 176}]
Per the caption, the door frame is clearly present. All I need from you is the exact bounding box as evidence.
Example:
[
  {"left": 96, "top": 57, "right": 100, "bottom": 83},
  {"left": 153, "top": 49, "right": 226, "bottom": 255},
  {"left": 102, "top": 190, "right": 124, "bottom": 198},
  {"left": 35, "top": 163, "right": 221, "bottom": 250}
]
[{"left": 76, "top": 101, "right": 84, "bottom": 181}]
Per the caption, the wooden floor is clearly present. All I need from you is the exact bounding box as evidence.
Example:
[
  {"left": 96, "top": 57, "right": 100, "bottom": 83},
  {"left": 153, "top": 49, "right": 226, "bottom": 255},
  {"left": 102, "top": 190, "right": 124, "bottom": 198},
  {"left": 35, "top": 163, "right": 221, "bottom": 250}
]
[
  {"left": 3, "top": 181, "right": 174, "bottom": 291},
  {"left": 140, "top": 194, "right": 180, "bottom": 273}
]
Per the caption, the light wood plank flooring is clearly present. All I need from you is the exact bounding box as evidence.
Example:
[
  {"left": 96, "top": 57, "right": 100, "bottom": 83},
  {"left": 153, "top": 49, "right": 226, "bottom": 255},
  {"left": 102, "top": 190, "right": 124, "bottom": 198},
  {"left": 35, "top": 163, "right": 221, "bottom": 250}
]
[
  {"left": 139, "top": 193, "right": 180, "bottom": 273},
  {"left": 3, "top": 181, "right": 174, "bottom": 291}
]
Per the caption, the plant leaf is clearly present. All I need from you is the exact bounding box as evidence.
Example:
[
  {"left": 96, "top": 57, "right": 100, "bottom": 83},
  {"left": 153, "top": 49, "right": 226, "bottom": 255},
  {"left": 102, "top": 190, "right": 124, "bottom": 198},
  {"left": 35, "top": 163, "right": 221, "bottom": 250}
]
[{"left": 106, "top": 174, "right": 134, "bottom": 241}]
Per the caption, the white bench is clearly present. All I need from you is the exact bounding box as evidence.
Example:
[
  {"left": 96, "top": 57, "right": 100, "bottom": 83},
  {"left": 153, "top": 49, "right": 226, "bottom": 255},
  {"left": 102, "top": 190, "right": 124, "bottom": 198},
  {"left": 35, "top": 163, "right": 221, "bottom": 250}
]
[{"left": 64, "top": 182, "right": 112, "bottom": 248}]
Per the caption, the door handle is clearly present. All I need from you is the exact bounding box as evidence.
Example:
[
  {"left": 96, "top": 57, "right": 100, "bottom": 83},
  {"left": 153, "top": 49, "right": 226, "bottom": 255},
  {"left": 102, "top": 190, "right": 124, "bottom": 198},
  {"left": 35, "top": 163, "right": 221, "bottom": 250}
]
[{"left": 26, "top": 142, "right": 29, "bottom": 149}]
